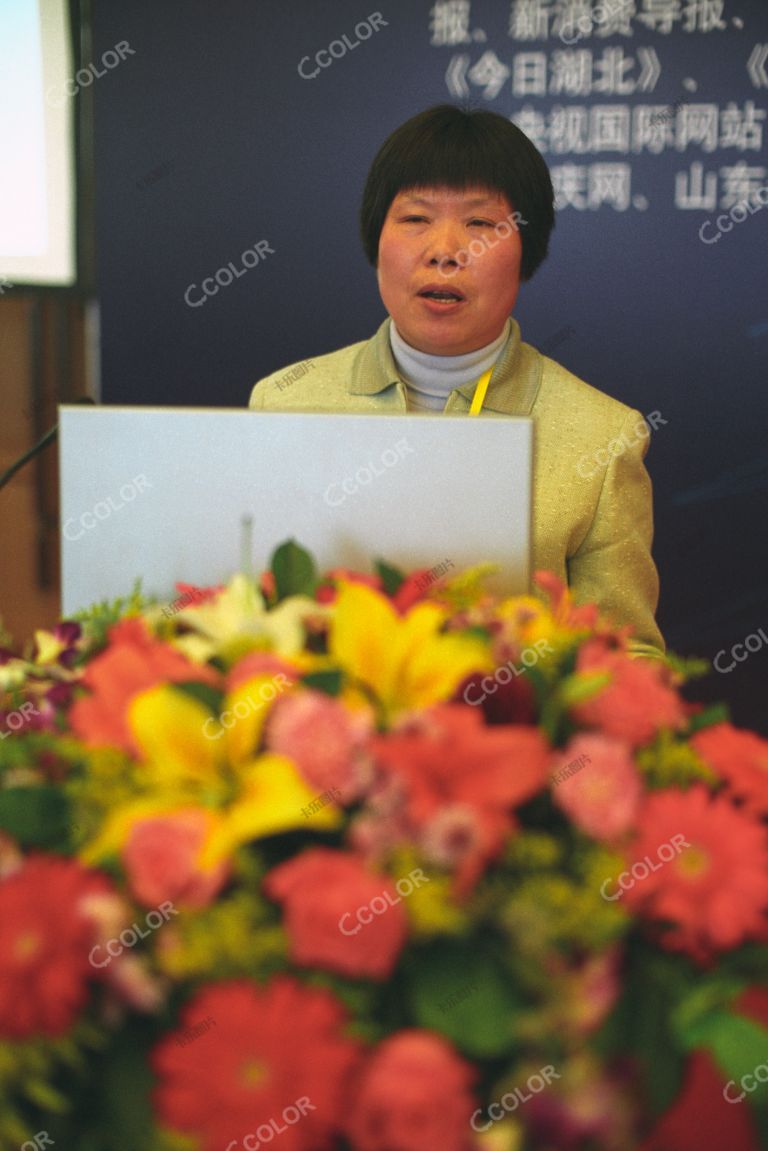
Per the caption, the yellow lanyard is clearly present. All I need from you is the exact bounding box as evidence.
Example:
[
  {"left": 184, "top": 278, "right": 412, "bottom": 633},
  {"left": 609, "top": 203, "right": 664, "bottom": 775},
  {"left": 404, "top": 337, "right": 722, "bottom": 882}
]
[{"left": 469, "top": 367, "right": 493, "bottom": 415}]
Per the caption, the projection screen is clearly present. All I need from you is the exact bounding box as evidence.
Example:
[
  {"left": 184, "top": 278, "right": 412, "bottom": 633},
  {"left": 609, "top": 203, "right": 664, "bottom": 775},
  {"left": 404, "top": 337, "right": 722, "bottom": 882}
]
[{"left": 0, "top": 0, "right": 76, "bottom": 287}]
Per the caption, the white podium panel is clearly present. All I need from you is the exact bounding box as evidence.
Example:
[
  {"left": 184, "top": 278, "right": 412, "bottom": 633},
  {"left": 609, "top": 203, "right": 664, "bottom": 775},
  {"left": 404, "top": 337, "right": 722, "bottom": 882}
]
[{"left": 59, "top": 407, "right": 532, "bottom": 615}]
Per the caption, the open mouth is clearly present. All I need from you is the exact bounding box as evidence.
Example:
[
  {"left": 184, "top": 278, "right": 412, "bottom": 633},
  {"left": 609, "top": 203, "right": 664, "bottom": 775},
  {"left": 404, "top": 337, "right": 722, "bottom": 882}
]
[{"left": 417, "top": 288, "right": 465, "bottom": 304}]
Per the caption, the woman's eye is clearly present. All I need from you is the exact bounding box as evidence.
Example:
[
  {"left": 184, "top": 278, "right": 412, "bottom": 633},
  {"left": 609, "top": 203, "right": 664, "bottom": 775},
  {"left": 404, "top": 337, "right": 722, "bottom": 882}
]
[
  {"left": 468, "top": 218, "right": 495, "bottom": 227},
  {"left": 402, "top": 215, "right": 428, "bottom": 223}
]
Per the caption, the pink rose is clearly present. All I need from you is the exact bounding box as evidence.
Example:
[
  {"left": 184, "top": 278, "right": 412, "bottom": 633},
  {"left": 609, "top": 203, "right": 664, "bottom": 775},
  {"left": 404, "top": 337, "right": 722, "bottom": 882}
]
[
  {"left": 122, "top": 809, "right": 229, "bottom": 909},
  {"left": 551, "top": 733, "right": 642, "bottom": 841},
  {"left": 263, "top": 848, "right": 408, "bottom": 980},
  {"left": 266, "top": 690, "right": 373, "bottom": 802},
  {"left": 344, "top": 1030, "right": 477, "bottom": 1151}
]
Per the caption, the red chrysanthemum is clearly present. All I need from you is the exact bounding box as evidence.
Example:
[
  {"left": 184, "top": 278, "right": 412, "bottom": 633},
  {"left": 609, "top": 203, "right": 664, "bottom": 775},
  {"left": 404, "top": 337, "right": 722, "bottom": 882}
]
[
  {"left": 152, "top": 977, "right": 362, "bottom": 1151},
  {"left": 622, "top": 786, "right": 768, "bottom": 961},
  {"left": 371, "top": 704, "right": 551, "bottom": 893},
  {"left": 69, "top": 617, "right": 220, "bottom": 753},
  {"left": 571, "top": 639, "right": 688, "bottom": 748},
  {"left": 691, "top": 722, "right": 768, "bottom": 815},
  {"left": 343, "top": 1029, "right": 477, "bottom": 1151},
  {"left": 0, "top": 855, "right": 113, "bottom": 1038}
]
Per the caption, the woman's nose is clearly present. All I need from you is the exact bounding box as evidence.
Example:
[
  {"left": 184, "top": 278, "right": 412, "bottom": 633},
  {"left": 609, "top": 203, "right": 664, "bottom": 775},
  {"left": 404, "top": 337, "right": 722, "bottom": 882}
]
[{"left": 425, "top": 220, "right": 465, "bottom": 267}]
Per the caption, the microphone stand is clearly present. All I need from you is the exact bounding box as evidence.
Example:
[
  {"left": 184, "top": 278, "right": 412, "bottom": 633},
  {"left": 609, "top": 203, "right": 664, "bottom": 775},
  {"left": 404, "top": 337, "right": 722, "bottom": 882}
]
[{"left": 0, "top": 398, "right": 95, "bottom": 493}]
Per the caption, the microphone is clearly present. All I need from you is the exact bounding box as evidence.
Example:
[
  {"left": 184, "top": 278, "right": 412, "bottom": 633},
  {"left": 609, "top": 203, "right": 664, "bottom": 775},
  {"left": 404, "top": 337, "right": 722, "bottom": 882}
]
[{"left": 0, "top": 397, "right": 96, "bottom": 493}]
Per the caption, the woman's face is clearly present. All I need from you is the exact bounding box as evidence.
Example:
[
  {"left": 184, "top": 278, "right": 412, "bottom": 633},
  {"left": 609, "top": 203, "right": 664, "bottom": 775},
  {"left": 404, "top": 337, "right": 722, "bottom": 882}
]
[{"left": 376, "top": 185, "right": 523, "bottom": 356}]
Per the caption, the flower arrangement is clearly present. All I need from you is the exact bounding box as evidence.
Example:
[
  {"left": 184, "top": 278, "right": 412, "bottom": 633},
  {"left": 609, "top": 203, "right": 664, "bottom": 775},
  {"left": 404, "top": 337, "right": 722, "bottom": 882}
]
[{"left": 1, "top": 541, "right": 767, "bottom": 1151}]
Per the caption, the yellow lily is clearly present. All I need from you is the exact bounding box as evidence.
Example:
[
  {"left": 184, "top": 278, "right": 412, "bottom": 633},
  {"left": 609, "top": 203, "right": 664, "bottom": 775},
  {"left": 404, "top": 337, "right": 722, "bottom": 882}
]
[
  {"left": 201, "top": 753, "right": 340, "bottom": 867},
  {"left": 128, "top": 686, "right": 227, "bottom": 792},
  {"left": 81, "top": 683, "right": 340, "bottom": 866},
  {"left": 329, "top": 581, "right": 491, "bottom": 722}
]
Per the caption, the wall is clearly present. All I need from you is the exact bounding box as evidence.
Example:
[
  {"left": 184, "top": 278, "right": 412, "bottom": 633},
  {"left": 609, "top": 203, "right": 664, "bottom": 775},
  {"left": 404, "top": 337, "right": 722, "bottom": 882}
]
[{"left": 0, "top": 298, "right": 88, "bottom": 646}]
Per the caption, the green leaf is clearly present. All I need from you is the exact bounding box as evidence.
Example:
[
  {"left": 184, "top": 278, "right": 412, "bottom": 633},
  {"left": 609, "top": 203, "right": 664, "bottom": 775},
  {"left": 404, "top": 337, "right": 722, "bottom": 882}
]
[
  {"left": 300, "top": 669, "right": 343, "bottom": 697},
  {"left": 661, "top": 652, "right": 711, "bottom": 681},
  {"left": 0, "top": 787, "right": 70, "bottom": 847},
  {"left": 270, "top": 539, "right": 318, "bottom": 601},
  {"left": 678, "top": 1009, "right": 768, "bottom": 1105},
  {"left": 671, "top": 977, "right": 746, "bottom": 1040},
  {"left": 172, "top": 682, "right": 223, "bottom": 715},
  {"left": 53, "top": 1018, "right": 162, "bottom": 1150},
  {"left": 595, "top": 943, "right": 689, "bottom": 1118},
  {"left": 99, "top": 1022, "right": 158, "bottom": 1151},
  {"left": 753, "top": 1107, "right": 768, "bottom": 1150},
  {"left": 686, "top": 702, "right": 731, "bottom": 734},
  {"left": 714, "top": 944, "right": 768, "bottom": 983},
  {"left": 557, "top": 670, "right": 611, "bottom": 708},
  {"left": 404, "top": 940, "right": 522, "bottom": 1058},
  {"left": 72, "top": 579, "right": 148, "bottom": 653},
  {"left": 22, "top": 1078, "right": 69, "bottom": 1112},
  {"left": 521, "top": 662, "right": 550, "bottom": 706},
  {"left": 374, "top": 558, "right": 406, "bottom": 596}
]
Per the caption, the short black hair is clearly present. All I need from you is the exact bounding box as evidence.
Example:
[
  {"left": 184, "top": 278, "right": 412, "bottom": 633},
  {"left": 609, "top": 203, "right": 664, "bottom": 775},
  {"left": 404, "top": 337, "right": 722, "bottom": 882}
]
[{"left": 360, "top": 104, "right": 555, "bottom": 282}]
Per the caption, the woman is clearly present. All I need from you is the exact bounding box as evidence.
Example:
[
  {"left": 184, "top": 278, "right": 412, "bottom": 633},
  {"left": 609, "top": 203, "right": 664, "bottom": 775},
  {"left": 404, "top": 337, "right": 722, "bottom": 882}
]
[{"left": 249, "top": 105, "right": 664, "bottom": 658}]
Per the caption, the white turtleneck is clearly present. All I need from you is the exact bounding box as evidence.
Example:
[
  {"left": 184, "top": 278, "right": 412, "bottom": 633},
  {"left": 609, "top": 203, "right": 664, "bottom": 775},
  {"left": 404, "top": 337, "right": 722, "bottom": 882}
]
[{"left": 389, "top": 320, "right": 510, "bottom": 413}]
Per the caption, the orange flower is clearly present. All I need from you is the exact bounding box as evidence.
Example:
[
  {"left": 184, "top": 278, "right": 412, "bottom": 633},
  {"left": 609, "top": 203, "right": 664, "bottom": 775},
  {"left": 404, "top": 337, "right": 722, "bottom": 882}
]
[
  {"left": 371, "top": 705, "right": 551, "bottom": 893},
  {"left": 571, "top": 639, "right": 688, "bottom": 748},
  {"left": 69, "top": 618, "right": 220, "bottom": 753},
  {"left": 691, "top": 722, "right": 768, "bottom": 815},
  {"left": 264, "top": 848, "right": 408, "bottom": 980},
  {"left": 534, "top": 570, "right": 603, "bottom": 633},
  {"left": 622, "top": 786, "right": 768, "bottom": 961}
]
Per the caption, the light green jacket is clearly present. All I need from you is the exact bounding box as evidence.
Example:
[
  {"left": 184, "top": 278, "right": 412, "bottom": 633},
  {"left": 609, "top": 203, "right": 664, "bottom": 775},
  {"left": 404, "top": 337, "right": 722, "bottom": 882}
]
[{"left": 249, "top": 318, "right": 665, "bottom": 658}]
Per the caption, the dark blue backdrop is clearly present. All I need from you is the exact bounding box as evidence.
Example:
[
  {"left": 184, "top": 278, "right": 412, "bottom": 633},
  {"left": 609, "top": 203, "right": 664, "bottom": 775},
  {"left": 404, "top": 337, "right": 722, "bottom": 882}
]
[{"left": 92, "top": 0, "right": 768, "bottom": 731}]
